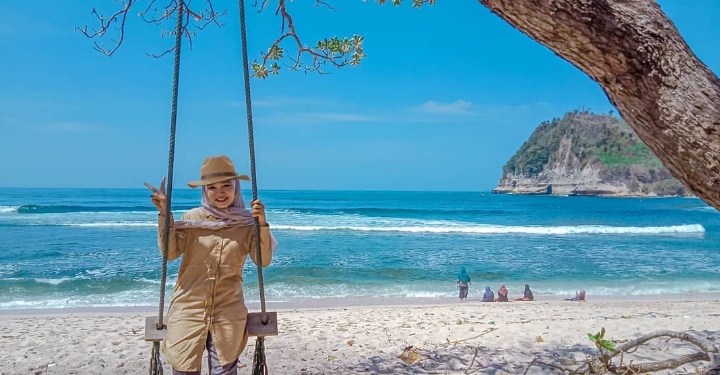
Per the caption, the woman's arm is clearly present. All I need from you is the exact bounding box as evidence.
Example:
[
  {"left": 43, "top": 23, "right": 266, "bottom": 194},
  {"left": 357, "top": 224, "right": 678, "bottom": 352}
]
[
  {"left": 248, "top": 199, "right": 274, "bottom": 267},
  {"left": 249, "top": 225, "right": 274, "bottom": 267},
  {"left": 148, "top": 179, "right": 187, "bottom": 260},
  {"left": 157, "top": 213, "right": 188, "bottom": 261}
]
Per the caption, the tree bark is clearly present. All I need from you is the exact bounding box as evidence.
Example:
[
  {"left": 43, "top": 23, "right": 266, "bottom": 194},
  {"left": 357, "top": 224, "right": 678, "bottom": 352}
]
[{"left": 479, "top": 0, "right": 720, "bottom": 210}]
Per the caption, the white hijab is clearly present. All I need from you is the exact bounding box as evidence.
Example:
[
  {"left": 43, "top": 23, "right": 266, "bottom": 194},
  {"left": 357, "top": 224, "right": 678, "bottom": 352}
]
[{"left": 173, "top": 179, "right": 277, "bottom": 250}]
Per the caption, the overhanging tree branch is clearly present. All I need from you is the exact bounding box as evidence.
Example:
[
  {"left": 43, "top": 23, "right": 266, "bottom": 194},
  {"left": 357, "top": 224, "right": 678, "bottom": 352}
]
[
  {"left": 77, "top": 0, "right": 226, "bottom": 57},
  {"left": 76, "top": 1, "right": 136, "bottom": 56},
  {"left": 251, "top": 0, "right": 366, "bottom": 78},
  {"left": 79, "top": 0, "right": 365, "bottom": 75}
]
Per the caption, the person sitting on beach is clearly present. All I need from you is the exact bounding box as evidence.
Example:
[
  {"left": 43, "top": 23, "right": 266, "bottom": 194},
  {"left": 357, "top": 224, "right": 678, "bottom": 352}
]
[
  {"left": 496, "top": 284, "right": 509, "bottom": 302},
  {"left": 515, "top": 284, "right": 534, "bottom": 301},
  {"left": 565, "top": 290, "right": 586, "bottom": 301},
  {"left": 148, "top": 155, "right": 276, "bottom": 375},
  {"left": 482, "top": 286, "right": 494, "bottom": 302},
  {"left": 456, "top": 267, "right": 471, "bottom": 302}
]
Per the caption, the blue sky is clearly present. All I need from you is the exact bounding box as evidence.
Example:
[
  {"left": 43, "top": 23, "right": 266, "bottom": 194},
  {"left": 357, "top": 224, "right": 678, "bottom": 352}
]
[{"left": 1, "top": 1, "right": 718, "bottom": 191}]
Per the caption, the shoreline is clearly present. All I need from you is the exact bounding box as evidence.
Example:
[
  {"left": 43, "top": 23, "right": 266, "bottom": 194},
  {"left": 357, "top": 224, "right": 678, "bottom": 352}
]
[{"left": 2, "top": 292, "right": 719, "bottom": 317}]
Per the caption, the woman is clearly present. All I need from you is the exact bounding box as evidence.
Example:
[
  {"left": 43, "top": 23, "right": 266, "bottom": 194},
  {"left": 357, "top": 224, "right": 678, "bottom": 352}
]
[
  {"left": 482, "top": 286, "right": 494, "bottom": 302},
  {"left": 148, "top": 155, "right": 276, "bottom": 375},
  {"left": 496, "top": 284, "right": 509, "bottom": 302},
  {"left": 565, "top": 290, "right": 586, "bottom": 301},
  {"left": 515, "top": 284, "right": 534, "bottom": 301},
  {"left": 456, "top": 267, "right": 471, "bottom": 302}
]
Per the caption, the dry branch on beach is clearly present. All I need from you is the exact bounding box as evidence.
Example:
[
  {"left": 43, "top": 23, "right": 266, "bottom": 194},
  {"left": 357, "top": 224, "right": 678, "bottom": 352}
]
[
  {"left": 524, "top": 330, "right": 719, "bottom": 374},
  {"left": 395, "top": 329, "right": 720, "bottom": 374}
]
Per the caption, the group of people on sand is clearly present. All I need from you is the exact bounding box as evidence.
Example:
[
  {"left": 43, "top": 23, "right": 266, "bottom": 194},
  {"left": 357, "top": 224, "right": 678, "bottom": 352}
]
[
  {"left": 456, "top": 267, "right": 587, "bottom": 303},
  {"left": 456, "top": 267, "right": 534, "bottom": 302},
  {"left": 481, "top": 283, "right": 534, "bottom": 302}
]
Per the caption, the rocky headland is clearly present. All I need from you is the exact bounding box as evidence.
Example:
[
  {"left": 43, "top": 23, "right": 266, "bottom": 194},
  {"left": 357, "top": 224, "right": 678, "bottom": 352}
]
[{"left": 493, "top": 111, "right": 689, "bottom": 197}]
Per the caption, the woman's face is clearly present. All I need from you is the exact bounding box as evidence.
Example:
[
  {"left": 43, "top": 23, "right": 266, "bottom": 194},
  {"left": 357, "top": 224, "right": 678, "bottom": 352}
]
[{"left": 206, "top": 180, "right": 235, "bottom": 209}]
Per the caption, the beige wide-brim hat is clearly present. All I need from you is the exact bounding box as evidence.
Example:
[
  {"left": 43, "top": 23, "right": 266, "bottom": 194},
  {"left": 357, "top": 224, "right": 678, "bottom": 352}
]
[{"left": 187, "top": 155, "right": 250, "bottom": 188}]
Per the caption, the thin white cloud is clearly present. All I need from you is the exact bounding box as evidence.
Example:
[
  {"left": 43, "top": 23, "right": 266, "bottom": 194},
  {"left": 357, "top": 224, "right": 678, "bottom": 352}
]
[
  {"left": 0, "top": 18, "right": 62, "bottom": 38},
  {"left": 232, "top": 96, "right": 334, "bottom": 108},
  {"left": 35, "top": 122, "right": 103, "bottom": 132},
  {"left": 259, "top": 111, "right": 379, "bottom": 124},
  {"left": 297, "top": 112, "right": 379, "bottom": 122},
  {"left": 415, "top": 100, "right": 474, "bottom": 115},
  {"left": 255, "top": 100, "right": 554, "bottom": 126}
]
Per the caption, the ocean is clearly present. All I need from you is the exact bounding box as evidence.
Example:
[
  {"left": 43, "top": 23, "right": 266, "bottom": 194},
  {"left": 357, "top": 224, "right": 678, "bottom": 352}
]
[{"left": 0, "top": 188, "right": 719, "bottom": 309}]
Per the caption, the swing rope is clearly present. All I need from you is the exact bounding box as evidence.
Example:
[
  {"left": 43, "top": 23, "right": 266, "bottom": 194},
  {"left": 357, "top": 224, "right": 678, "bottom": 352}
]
[
  {"left": 150, "top": 0, "right": 270, "bottom": 373},
  {"left": 150, "top": 1, "right": 184, "bottom": 374},
  {"left": 237, "top": 0, "right": 270, "bottom": 373}
]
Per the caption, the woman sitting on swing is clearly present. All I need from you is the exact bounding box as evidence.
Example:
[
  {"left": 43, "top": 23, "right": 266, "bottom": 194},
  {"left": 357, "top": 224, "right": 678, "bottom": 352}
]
[{"left": 148, "top": 155, "right": 276, "bottom": 375}]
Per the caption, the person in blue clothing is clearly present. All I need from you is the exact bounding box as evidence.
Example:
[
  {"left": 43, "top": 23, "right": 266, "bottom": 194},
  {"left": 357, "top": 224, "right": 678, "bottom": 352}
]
[
  {"left": 456, "top": 267, "right": 471, "bottom": 302},
  {"left": 482, "top": 286, "right": 495, "bottom": 302}
]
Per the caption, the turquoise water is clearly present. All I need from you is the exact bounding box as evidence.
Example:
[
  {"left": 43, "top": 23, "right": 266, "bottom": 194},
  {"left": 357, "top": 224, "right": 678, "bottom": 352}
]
[{"left": 0, "top": 188, "right": 719, "bottom": 309}]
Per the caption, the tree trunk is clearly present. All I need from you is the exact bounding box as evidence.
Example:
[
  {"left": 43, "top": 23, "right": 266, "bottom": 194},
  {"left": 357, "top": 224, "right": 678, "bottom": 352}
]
[{"left": 479, "top": 0, "right": 720, "bottom": 210}]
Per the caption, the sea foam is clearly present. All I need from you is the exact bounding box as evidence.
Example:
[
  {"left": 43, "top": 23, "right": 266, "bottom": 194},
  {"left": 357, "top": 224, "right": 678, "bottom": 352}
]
[
  {"left": 272, "top": 223, "right": 705, "bottom": 236},
  {"left": 0, "top": 206, "right": 19, "bottom": 214}
]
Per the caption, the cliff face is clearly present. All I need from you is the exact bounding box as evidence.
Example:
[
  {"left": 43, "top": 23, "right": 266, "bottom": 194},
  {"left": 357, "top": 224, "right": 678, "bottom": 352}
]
[{"left": 493, "top": 111, "right": 689, "bottom": 197}]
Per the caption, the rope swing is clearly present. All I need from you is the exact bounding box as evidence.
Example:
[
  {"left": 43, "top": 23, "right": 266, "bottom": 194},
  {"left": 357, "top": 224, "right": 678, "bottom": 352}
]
[
  {"left": 238, "top": 0, "right": 277, "bottom": 372},
  {"left": 144, "top": 0, "right": 277, "bottom": 374},
  {"left": 145, "top": 1, "right": 184, "bottom": 373}
]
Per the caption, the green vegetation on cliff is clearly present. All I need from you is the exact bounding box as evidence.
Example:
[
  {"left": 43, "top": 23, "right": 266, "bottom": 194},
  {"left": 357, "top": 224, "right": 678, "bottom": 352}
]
[{"left": 502, "top": 110, "right": 687, "bottom": 196}]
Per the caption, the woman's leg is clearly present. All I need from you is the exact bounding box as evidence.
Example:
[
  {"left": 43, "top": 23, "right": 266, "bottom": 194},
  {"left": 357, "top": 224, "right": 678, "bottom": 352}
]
[{"left": 206, "top": 334, "right": 238, "bottom": 375}]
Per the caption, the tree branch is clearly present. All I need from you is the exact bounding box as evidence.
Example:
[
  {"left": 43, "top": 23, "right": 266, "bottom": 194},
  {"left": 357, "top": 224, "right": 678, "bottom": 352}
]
[
  {"left": 78, "top": 0, "right": 226, "bottom": 57},
  {"left": 618, "top": 352, "right": 709, "bottom": 373},
  {"left": 76, "top": 1, "right": 136, "bottom": 56},
  {"left": 251, "top": 0, "right": 366, "bottom": 78},
  {"left": 573, "top": 330, "right": 719, "bottom": 374}
]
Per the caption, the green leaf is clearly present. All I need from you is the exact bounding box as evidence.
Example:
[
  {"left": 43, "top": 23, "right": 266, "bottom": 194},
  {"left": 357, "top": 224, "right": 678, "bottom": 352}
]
[
  {"left": 267, "top": 45, "right": 283, "bottom": 60},
  {"left": 600, "top": 339, "right": 617, "bottom": 352},
  {"left": 251, "top": 62, "right": 269, "bottom": 79}
]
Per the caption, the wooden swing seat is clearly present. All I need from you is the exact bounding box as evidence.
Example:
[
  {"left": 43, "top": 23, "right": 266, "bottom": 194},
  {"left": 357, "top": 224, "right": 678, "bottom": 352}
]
[{"left": 144, "top": 312, "right": 278, "bottom": 342}]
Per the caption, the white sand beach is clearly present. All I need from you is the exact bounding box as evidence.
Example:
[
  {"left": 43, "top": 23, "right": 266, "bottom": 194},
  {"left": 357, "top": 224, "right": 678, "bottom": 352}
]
[{"left": 1, "top": 297, "right": 719, "bottom": 374}]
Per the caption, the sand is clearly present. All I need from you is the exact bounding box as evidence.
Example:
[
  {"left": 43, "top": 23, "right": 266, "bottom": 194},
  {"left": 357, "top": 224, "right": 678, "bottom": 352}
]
[{"left": 1, "top": 297, "right": 719, "bottom": 374}]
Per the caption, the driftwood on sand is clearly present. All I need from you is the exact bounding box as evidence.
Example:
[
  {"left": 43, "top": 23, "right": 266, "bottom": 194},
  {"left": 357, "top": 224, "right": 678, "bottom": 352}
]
[
  {"left": 522, "top": 330, "right": 720, "bottom": 374},
  {"left": 395, "top": 326, "right": 720, "bottom": 374}
]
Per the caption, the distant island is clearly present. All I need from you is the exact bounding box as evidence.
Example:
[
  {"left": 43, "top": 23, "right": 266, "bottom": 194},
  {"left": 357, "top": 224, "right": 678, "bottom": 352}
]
[{"left": 493, "top": 110, "right": 690, "bottom": 197}]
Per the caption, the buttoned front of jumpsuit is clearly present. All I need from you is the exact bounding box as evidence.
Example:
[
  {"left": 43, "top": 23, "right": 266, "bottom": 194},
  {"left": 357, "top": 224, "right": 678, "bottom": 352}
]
[{"left": 158, "top": 207, "right": 274, "bottom": 372}]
